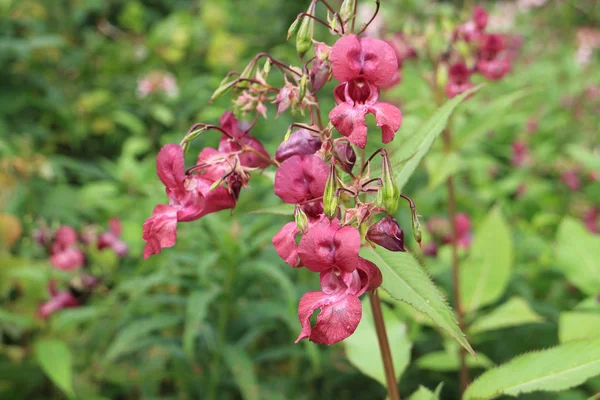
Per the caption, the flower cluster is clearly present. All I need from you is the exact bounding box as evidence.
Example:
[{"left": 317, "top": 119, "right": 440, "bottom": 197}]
[
  {"left": 446, "top": 6, "right": 517, "bottom": 98},
  {"left": 35, "top": 219, "right": 127, "bottom": 318},
  {"left": 423, "top": 213, "right": 472, "bottom": 257}
]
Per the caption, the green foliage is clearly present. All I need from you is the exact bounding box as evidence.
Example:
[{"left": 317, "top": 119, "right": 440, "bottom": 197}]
[
  {"left": 464, "top": 337, "right": 600, "bottom": 400},
  {"left": 559, "top": 312, "right": 600, "bottom": 343},
  {"left": 407, "top": 383, "right": 443, "bottom": 400},
  {"left": 34, "top": 339, "right": 75, "bottom": 398},
  {"left": 469, "top": 297, "right": 544, "bottom": 335},
  {"left": 361, "top": 247, "right": 475, "bottom": 357},
  {"left": 344, "top": 299, "right": 412, "bottom": 386}
]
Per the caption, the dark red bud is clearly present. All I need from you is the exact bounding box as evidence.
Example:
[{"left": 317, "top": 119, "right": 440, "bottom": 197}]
[
  {"left": 275, "top": 129, "right": 322, "bottom": 163},
  {"left": 367, "top": 216, "right": 406, "bottom": 252},
  {"left": 227, "top": 173, "right": 243, "bottom": 201},
  {"left": 310, "top": 60, "right": 331, "bottom": 91},
  {"left": 334, "top": 141, "right": 356, "bottom": 174}
]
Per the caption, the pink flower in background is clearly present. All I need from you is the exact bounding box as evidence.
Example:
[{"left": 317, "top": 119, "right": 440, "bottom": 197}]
[
  {"left": 98, "top": 218, "right": 129, "bottom": 257},
  {"left": 137, "top": 71, "right": 179, "bottom": 98},
  {"left": 455, "top": 6, "right": 488, "bottom": 42},
  {"left": 453, "top": 213, "right": 473, "bottom": 249},
  {"left": 328, "top": 35, "right": 402, "bottom": 148},
  {"left": 584, "top": 207, "right": 599, "bottom": 234},
  {"left": 511, "top": 139, "right": 531, "bottom": 167},
  {"left": 561, "top": 169, "right": 581, "bottom": 191},
  {"left": 49, "top": 225, "right": 85, "bottom": 270},
  {"left": 38, "top": 281, "right": 80, "bottom": 319},
  {"left": 445, "top": 62, "right": 474, "bottom": 98},
  {"left": 426, "top": 213, "right": 473, "bottom": 253},
  {"left": 296, "top": 257, "right": 381, "bottom": 344}
]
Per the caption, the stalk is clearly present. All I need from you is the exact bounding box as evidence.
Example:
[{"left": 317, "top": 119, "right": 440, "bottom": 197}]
[{"left": 369, "top": 290, "right": 401, "bottom": 400}]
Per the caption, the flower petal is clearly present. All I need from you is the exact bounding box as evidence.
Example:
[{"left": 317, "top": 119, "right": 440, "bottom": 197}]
[
  {"left": 272, "top": 222, "right": 301, "bottom": 267},
  {"left": 369, "top": 102, "right": 402, "bottom": 144},
  {"left": 142, "top": 204, "right": 178, "bottom": 259},
  {"left": 50, "top": 248, "right": 85, "bottom": 271},
  {"left": 219, "top": 111, "right": 243, "bottom": 138},
  {"left": 329, "top": 102, "right": 368, "bottom": 149},
  {"left": 156, "top": 144, "right": 185, "bottom": 189},
  {"left": 330, "top": 35, "right": 363, "bottom": 83},
  {"left": 298, "top": 221, "right": 360, "bottom": 273},
  {"left": 274, "top": 155, "right": 328, "bottom": 204},
  {"left": 356, "top": 257, "right": 382, "bottom": 295},
  {"left": 196, "top": 177, "right": 236, "bottom": 217}
]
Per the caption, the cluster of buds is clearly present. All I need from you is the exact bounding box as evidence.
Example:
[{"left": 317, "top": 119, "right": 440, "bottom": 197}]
[
  {"left": 142, "top": 0, "right": 429, "bottom": 345},
  {"left": 422, "top": 213, "right": 472, "bottom": 257},
  {"left": 443, "top": 6, "right": 517, "bottom": 98},
  {"left": 35, "top": 219, "right": 127, "bottom": 318}
]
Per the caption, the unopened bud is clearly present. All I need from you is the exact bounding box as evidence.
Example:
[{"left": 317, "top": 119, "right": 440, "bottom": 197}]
[
  {"left": 367, "top": 216, "right": 406, "bottom": 252},
  {"left": 411, "top": 211, "right": 422, "bottom": 247},
  {"left": 339, "top": 0, "right": 356, "bottom": 22},
  {"left": 298, "top": 74, "right": 308, "bottom": 101},
  {"left": 209, "top": 79, "right": 236, "bottom": 103},
  {"left": 436, "top": 63, "right": 449, "bottom": 90},
  {"left": 334, "top": 141, "right": 356, "bottom": 174},
  {"left": 323, "top": 165, "right": 339, "bottom": 219},
  {"left": 263, "top": 58, "right": 271, "bottom": 75},
  {"left": 287, "top": 17, "right": 300, "bottom": 40},
  {"left": 296, "top": 3, "right": 316, "bottom": 59},
  {"left": 379, "top": 150, "right": 400, "bottom": 214},
  {"left": 294, "top": 206, "right": 309, "bottom": 233},
  {"left": 310, "top": 60, "right": 331, "bottom": 91}
]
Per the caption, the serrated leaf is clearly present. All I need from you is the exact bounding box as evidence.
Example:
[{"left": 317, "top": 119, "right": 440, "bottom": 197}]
[
  {"left": 183, "top": 288, "right": 220, "bottom": 359},
  {"left": 469, "top": 297, "right": 544, "bottom": 335},
  {"left": 393, "top": 85, "right": 481, "bottom": 191},
  {"left": 344, "top": 298, "right": 411, "bottom": 386},
  {"left": 464, "top": 337, "right": 600, "bottom": 400},
  {"left": 223, "top": 345, "right": 260, "bottom": 400},
  {"left": 361, "top": 247, "right": 475, "bottom": 357},
  {"left": 555, "top": 218, "right": 600, "bottom": 296},
  {"left": 425, "top": 151, "right": 463, "bottom": 190},
  {"left": 559, "top": 312, "right": 600, "bottom": 343},
  {"left": 407, "top": 384, "right": 441, "bottom": 400},
  {"left": 34, "top": 339, "right": 75, "bottom": 398},
  {"left": 417, "top": 349, "right": 493, "bottom": 371},
  {"left": 460, "top": 206, "right": 513, "bottom": 313}
]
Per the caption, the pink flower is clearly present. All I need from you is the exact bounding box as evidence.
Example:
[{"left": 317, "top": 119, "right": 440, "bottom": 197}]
[
  {"left": 477, "top": 58, "right": 511, "bottom": 80},
  {"left": 142, "top": 144, "right": 235, "bottom": 259},
  {"left": 38, "top": 281, "right": 80, "bottom": 319},
  {"left": 50, "top": 248, "right": 85, "bottom": 271},
  {"left": 217, "top": 111, "right": 270, "bottom": 169},
  {"left": 473, "top": 6, "right": 488, "bottom": 30},
  {"left": 511, "top": 139, "right": 530, "bottom": 167},
  {"left": 274, "top": 154, "right": 328, "bottom": 206},
  {"left": 272, "top": 222, "right": 302, "bottom": 267},
  {"left": 275, "top": 129, "right": 322, "bottom": 163},
  {"left": 98, "top": 218, "right": 129, "bottom": 257},
  {"left": 328, "top": 35, "right": 402, "bottom": 148},
  {"left": 454, "top": 213, "right": 472, "bottom": 249},
  {"left": 561, "top": 169, "right": 581, "bottom": 191},
  {"left": 445, "top": 62, "right": 474, "bottom": 98},
  {"left": 296, "top": 257, "right": 381, "bottom": 344},
  {"left": 53, "top": 226, "right": 78, "bottom": 248},
  {"left": 367, "top": 216, "right": 406, "bottom": 252},
  {"left": 297, "top": 219, "right": 361, "bottom": 273},
  {"left": 584, "top": 207, "right": 599, "bottom": 234}
]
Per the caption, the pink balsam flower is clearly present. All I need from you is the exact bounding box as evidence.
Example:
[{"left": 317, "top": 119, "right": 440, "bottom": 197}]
[
  {"left": 98, "top": 218, "right": 129, "bottom": 257},
  {"left": 38, "top": 281, "right": 80, "bottom": 319}
]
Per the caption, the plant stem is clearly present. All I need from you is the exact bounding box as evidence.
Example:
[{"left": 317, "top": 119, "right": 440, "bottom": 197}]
[
  {"left": 442, "top": 127, "right": 469, "bottom": 393},
  {"left": 369, "top": 290, "right": 401, "bottom": 400},
  {"left": 207, "top": 259, "right": 237, "bottom": 400}
]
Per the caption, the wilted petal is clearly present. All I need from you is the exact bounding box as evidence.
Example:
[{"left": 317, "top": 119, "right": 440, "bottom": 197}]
[
  {"left": 369, "top": 102, "right": 402, "bottom": 144},
  {"left": 272, "top": 222, "right": 301, "bottom": 267},
  {"left": 156, "top": 144, "right": 185, "bottom": 189},
  {"left": 356, "top": 257, "right": 382, "bottom": 293},
  {"left": 197, "top": 147, "right": 231, "bottom": 182},
  {"left": 219, "top": 134, "right": 270, "bottom": 169},
  {"left": 329, "top": 102, "right": 368, "bottom": 148},
  {"left": 219, "top": 111, "right": 243, "bottom": 139},
  {"left": 274, "top": 155, "right": 329, "bottom": 204},
  {"left": 142, "top": 204, "right": 178, "bottom": 259}
]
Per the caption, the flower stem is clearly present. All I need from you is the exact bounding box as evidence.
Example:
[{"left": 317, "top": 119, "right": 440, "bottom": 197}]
[
  {"left": 442, "top": 127, "right": 469, "bottom": 393},
  {"left": 368, "top": 290, "right": 401, "bottom": 400}
]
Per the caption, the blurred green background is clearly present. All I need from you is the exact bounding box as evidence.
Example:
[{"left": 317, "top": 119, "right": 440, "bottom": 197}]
[{"left": 1, "top": 0, "right": 599, "bottom": 399}]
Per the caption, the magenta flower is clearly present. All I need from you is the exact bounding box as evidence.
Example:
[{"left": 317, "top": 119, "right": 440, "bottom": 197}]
[
  {"left": 584, "top": 207, "right": 599, "bottom": 234},
  {"left": 272, "top": 222, "right": 302, "bottom": 267},
  {"left": 217, "top": 111, "right": 270, "bottom": 169},
  {"left": 454, "top": 213, "right": 473, "bottom": 249},
  {"left": 328, "top": 35, "right": 402, "bottom": 148},
  {"left": 142, "top": 144, "right": 235, "bottom": 259},
  {"left": 275, "top": 129, "right": 322, "bottom": 163},
  {"left": 98, "top": 218, "right": 129, "bottom": 257},
  {"left": 38, "top": 281, "right": 80, "bottom": 319},
  {"left": 274, "top": 154, "right": 328, "bottom": 217},
  {"left": 445, "top": 62, "right": 474, "bottom": 98},
  {"left": 477, "top": 34, "right": 511, "bottom": 80},
  {"left": 297, "top": 219, "right": 361, "bottom": 273},
  {"left": 511, "top": 139, "right": 530, "bottom": 167},
  {"left": 49, "top": 225, "right": 85, "bottom": 270},
  {"left": 367, "top": 216, "right": 406, "bottom": 252},
  {"left": 561, "top": 169, "right": 581, "bottom": 191},
  {"left": 296, "top": 257, "right": 382, "bottom": 345}
]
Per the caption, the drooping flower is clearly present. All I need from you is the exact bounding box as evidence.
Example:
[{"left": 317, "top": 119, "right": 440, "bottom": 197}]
[
  {"left": 272, "top": 222, "right": 302, "bottom": 267},
  {"left": 367, "top": 216, "right": 406, "bottom": 252},
  {"left": 476, "top": 34, "right": 511, "bottom": 80},
  {"left": 296, "top": 257, "right": 382, "bottom": 344},
  {"left": 98, "top": 218, "right": 129, "bottom": 257},
  {"left": 445, "top": 62, "right": 474, "bottom": 98},
  {"left": 218, "top": 111, "right": 271, "bottom": 169},
  {"left": 275, "top": 129, "right": 322, "bottom": 163},
  {"left": 38, "top": 281, "right": 80, "bottom": 319},
  {"left": 328, "top": 35, "right": 402, "bottom": 148},
  {"left": 297, "top": 219, "right": 361, "bottom": 273}
]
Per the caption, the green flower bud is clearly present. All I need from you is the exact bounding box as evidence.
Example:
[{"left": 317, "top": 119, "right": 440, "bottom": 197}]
[
  {"left": 411, "top": 210, "right": 422, "bottom": 247},
  {"left": 380, "top": 150, "right": 400, "bottom": 214},
  {"left": 436, "top": 63, "right": 449, "bottom": 91},
  {"left": 339, "top": 0, "right": 355, "bottom": 22},
  {"left": 263, "top": 58, "right": 271, "bottom": 76},
  {"left": 283, "top": 126, "right": 292, "bottom": 142},
  {"left": 209, "top": 79, "right": 236, "bottom": 103},
  {"left": 296, "top": 3, "right": 315, "bottom": 59},
  {"left": 294, "top": 206, "right": 309, "bottom": 233},
  {"left": 323, "top": 165, "right": 339, "bottom": 219},
  {"left": 298, "top": 74, "right": 308, "bottom": 102},
  {"left": 287, "top": 17, "right": 300, "bottom": 40}
]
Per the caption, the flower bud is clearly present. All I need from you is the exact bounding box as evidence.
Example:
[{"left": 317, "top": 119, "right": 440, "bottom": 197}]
[
  {"left": 287, "top": 17, "right": 300, "bottom": 40},
  {"left": 209, "top": 79, "right": 236, "bottom": 103},
  {"left": 411, "top": 210, "right": 422, "bottom": 247},
  {"left": 294, "top": 206, "right": 309, "bottom": 233},
  {"left": 334, "top": 141, "right": 356, "bottom": 174},
  {"left": 339, "top": 0, "right": 356, "bottom": 23},
  {"left": 310, "top": 60, "right": 331, "bottom": 92},
  {"left": 275, "top": 129, "right": 322, "bottom": 163},
  {"left": 263, "top": 58, "right": 271, "bottom": 75},
  {"left": 367, "top": 216, "right": 406, "bottom": 252},
  {"left": 298, "top": 74, "right": 308, "bottom": 102},
  {"left": 296, "top": 3, "right": 316, "bottom": 59},
  {"left": 323, "top": 165, "right": 339, "bottom": 219},
  {"left": 379, "top": 150, "right": 400, "bottom": 215}
]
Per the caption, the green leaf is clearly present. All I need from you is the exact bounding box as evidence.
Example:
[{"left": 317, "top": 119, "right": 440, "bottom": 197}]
[
  {"left": 34, "top": 339, "right": 75, "bottom": 398},
  {"left": 248, "top": 203, "right": 295, "bottom": 215},
  {"left": 344, "top": 298, "right": 411, "bottom": 386},
  {"left": 223, "top": 345, "right": 260, "bottom": 400},
  {"left": 566, "top": 145, "right": 600, "bottom": 171},
  {"left": 559, "top": 312, "right": 600, "bottom": 343},
  {"left": 393, "top": 85, "right": 481, "bottom": 191},
  {"left": 111, "top": 110, "right": 145, "bottom": 136},
  {"left": 104, "top": 315, "right": 182, "bottom": 363},
  {"left": 463, "top": 337, "right": 600, "bottom": 400},
  {"left": 425, "top": 151, "right": 463, "bottom": 191},
  {"left": 183, "top": 288, "right": 220, "bottom": 359},
  {"left": 469, "top": 297, "right": 544, "bottom": 335},
  {"left": 417, "top": 348, "right": 493, "bottom": 371},
  {"left": 361, "top": 247, "right": 475, "bottom": 357},
  {"left": 460, "top": 206, "right": 513, "bottom": 313},
  {"left": 407, "top": 383, "right": 443, "bottom": 400},
  {"left": 555, "top": 218, "right": 600, "bottom": 296}
]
